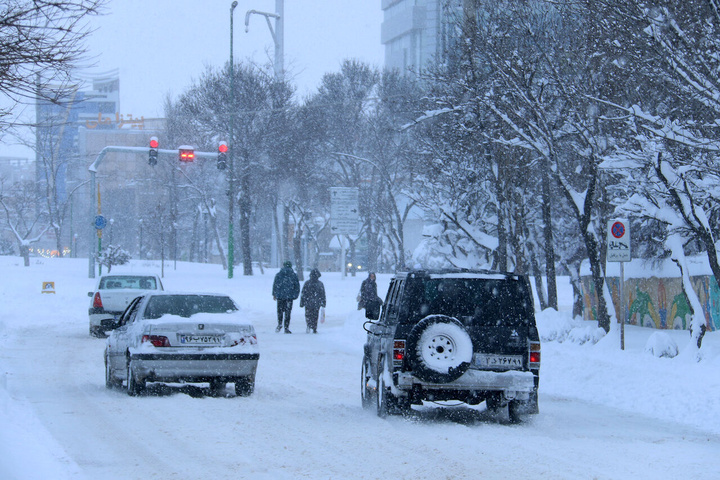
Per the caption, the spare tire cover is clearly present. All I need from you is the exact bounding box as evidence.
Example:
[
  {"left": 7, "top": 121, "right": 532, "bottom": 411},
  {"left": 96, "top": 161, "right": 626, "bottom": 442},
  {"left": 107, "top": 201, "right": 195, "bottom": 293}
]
[{"left": 406, "top": 315, "right": 474, "bottom": 383}]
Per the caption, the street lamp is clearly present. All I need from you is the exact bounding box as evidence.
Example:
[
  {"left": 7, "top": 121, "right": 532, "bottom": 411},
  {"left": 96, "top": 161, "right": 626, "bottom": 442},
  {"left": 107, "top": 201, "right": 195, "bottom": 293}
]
[{"left": 228, "top": 0, "right": 238, "bottom": 279}]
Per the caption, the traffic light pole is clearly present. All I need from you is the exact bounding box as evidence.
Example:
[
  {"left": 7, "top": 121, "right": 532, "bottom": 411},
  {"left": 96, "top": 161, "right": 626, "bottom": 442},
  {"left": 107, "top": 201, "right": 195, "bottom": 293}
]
[
  {"left": 87, "top": 145, "right": 219, "bottom": 278},
  {"left": 228, "top": 1, "right": 238, "bottom": 279}
]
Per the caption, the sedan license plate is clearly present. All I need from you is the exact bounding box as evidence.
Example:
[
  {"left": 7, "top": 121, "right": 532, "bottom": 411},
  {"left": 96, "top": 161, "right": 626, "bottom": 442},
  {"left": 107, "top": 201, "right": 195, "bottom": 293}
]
[
  {"left": 474, "top": 354, "right": 523, "bottom": 369},
  {"left": 179, "top": 334, "right": 222, "bottom": 346}
]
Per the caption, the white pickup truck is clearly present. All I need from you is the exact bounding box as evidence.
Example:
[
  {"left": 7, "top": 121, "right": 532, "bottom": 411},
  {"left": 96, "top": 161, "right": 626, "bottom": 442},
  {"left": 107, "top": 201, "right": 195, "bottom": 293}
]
[{"left": 88, "top": 274, "right": 164, "bottom": 337}]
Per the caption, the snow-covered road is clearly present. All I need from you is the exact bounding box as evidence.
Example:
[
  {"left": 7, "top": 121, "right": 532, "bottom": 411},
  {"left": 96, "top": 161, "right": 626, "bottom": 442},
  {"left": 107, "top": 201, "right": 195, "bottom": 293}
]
[{"left": 1, "top": 258, "right": 718, "bottom": 479}]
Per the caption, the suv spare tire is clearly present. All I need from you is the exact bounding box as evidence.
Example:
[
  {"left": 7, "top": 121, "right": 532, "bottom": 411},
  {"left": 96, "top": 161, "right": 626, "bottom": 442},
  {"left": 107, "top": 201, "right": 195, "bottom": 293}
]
[{"left": 406, "top": 315, "right": 473, "bottom": 384}]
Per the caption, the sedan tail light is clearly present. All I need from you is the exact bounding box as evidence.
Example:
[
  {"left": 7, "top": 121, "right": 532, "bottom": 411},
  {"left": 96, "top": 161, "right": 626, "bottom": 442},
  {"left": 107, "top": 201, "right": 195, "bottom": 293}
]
[
  {"left": 92, "top": 292, "right": 103, "bottom": 309},
  {"left": 231, "top": 334, "right": 258, "bottom": 347},
  {"left": 529, "top": 341, "right": 541, "bottom": 369},
  {"left": 142, "top": 335, "right": 171, "bottom": 347}
]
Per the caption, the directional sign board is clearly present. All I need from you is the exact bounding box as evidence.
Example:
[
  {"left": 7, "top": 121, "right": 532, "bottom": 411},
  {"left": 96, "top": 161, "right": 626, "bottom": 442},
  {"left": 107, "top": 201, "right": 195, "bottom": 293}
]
[
  {"left": 607, "top": 219, "right": 631, "bottom": 262},
  {"left": 330, "top": 187, "right": 359, "bottom": 235}
]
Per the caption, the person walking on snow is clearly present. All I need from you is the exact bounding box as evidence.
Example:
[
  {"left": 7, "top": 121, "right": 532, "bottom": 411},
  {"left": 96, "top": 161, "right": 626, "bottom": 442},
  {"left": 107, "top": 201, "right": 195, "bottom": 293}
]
[
  {"left": 273, "top": 261, "right": 300, "bottom": 333},
  {"left": 358, "top": 272, "right": 378, "bottom": 310},
  {"left": 300, "top": 268, "right": 326, "bottom": 334}
]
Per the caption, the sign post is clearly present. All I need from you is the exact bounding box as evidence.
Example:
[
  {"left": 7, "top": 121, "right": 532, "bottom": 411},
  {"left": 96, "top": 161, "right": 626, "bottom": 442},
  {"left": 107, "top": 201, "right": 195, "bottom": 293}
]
[
  {"left": 607, "top": 219, "right": 631, "bottom": 350},
  {"left": 330, "top": 187, "right": 359, "bottom": 278}
]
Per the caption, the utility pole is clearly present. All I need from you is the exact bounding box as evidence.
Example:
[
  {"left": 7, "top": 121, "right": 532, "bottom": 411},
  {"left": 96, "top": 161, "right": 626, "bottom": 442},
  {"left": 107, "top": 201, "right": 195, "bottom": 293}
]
[{"left": 228, "top": 1, "right": 238, "bottom": 279}]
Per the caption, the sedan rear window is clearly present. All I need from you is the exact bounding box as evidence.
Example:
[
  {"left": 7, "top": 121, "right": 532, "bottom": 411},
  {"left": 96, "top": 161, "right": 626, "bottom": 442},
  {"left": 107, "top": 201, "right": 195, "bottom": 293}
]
[
  {"left": 100, "top": 276, "right": 157, "bottom": 290},
  {"left": 144, "top": 295, "right": 238, "bottom": 319}
]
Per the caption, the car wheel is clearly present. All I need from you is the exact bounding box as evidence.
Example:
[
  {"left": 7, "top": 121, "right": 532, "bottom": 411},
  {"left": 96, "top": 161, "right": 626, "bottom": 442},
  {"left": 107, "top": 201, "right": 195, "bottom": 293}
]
[
  {"left": 376, "top": 357, "right": 407, "bottom": 417},
  {"left": 235, "top": 376, "right": 254, "bottom": 397},
  {"left": 406, "top": 315, "right": 473, "bottom": 384},
  {"left": 361, "top": 356, "right": 375, "bottom": 409},
  {"left": 105, "top": 352, "right": 121, "bottom": 389},
  {"left": 509, "top": 400, "right": 524, "bottom": 423},
  {"left": 209, "top": 379, "right": 226, "bottom": 397},
  {"left": 126, "top": 358, "right": 145, "bottom": 396}
]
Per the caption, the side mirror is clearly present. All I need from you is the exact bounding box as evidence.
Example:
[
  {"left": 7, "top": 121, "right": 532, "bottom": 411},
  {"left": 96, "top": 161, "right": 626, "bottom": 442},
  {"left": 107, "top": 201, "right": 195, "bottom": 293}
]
[{"left": 88, "top": 292, "right": 93, "bottom": 297}]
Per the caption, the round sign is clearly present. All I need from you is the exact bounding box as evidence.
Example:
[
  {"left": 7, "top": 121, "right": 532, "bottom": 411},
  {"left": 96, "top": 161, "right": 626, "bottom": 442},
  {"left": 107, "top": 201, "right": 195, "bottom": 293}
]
[
  {"left": 611, "top": 221, "right": 625, "bottom": 239},
  {"left": 94, "top": 215, "right": 107, "bottom": 230}
]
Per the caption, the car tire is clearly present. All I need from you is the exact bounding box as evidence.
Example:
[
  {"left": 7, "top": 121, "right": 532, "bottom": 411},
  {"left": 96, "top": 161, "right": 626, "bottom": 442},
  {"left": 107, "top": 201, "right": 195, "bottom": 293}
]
[
  {"left": 509, "top": 400, "right": 523, "bottom": 423},
  {"left": 361, "top": 356, "right": 375, "bottom": 409},
  {"left": 376, "top": 357, "right": 407, "bottom": 417},
  {"left": 105, "top": 352, "right": 121, "bottom": 389},
  {"left": 209, "top": 379, "right": 226, "bottom": 397},
  {"left": 235, "top": 376, "right": 255, "bottom": 397},
  {"left": 406, "top": 315, "right": 474, "bottom": 384},
  {"left": 126, "top": 358, "right": 145, "bottom": 396}
]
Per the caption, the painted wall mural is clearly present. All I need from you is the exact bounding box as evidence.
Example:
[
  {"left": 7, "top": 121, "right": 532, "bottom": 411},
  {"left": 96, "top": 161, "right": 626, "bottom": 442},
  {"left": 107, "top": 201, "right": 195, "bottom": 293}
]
[{"left": 581, "top": 275, "right": 719, "bottom": 332}]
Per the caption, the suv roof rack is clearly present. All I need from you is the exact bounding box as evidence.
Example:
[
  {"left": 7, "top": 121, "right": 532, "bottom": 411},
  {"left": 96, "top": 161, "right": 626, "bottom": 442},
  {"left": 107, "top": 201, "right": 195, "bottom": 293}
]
[{"left": 397, "top": 268, "right": 520, "bottom": 278}]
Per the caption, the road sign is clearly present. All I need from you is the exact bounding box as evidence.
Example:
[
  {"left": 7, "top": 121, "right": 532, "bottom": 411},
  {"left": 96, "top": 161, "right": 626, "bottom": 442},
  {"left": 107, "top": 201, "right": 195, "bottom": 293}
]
[
  {"left": 607, "top": 219, "right": 631, "bottom": 262},
  {"left": 330, "top": 187, "right": 359, "bottom": 235},
  {"left": 94, "top": 215, "right": 107, "bottom": 230}
]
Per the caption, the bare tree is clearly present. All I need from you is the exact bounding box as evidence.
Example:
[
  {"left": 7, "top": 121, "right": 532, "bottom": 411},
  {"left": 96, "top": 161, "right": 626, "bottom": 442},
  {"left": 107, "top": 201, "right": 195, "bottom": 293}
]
[
  {"left": 0, "top": 0, "right": 105, "bottom": 129},
  {"left": 0, "top": 178, "right": 50, "bottom": 266}
]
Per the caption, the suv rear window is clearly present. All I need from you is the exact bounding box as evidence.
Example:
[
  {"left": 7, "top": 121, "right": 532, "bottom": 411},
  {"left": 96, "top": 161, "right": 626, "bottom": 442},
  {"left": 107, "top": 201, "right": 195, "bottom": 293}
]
[{"left": 401, "top": 277, "right": 532, "bottom": 326}]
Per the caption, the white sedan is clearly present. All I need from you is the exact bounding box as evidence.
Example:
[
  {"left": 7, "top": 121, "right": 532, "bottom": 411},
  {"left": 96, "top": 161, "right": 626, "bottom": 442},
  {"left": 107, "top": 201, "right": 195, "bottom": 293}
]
[
  {"left": 104, "top": 292, "right": 259, "bottom": 397},
  {"left": 88, "top": 274, "right": 164, "bottom": 337}
]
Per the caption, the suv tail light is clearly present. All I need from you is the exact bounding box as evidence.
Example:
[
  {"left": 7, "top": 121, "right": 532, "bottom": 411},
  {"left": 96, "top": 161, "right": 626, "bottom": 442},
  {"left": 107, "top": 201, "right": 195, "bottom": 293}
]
[
  {"left": 142, "top": 335, "right": 171, "bottom": 347},
  {"left": 529, "top": 341, "right": 541, "bottom": 368},
  {"left": 393, "top": 340, "right": 406, "bottom": 366},
  {"left": 92, "top": 292, "right": 103, "bottom": 309}
]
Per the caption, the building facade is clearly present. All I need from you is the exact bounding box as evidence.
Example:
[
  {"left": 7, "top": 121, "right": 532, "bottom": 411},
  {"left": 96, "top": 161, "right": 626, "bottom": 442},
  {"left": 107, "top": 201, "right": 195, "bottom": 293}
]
[
  {"left": 381, "top": 0, "right": 464, "bottom": 75},
  {"left": 35, "top": 70, "right": 164, "bottom": 258}
]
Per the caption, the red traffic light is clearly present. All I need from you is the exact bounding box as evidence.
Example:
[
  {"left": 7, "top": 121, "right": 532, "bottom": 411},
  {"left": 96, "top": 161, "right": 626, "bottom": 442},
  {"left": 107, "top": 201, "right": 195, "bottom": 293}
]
[
  {"left": 149, "top": 137, "right": 159, "bottom": 149},
  {"left": 179, "top": 149, "right": 195, "bottom": 162},
  {"left": 218, "top": 142, "right": 228, "bottom": 153}
]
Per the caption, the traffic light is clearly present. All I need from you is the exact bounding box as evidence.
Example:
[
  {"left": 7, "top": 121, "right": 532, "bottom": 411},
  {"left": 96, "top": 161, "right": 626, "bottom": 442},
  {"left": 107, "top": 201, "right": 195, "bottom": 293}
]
[
  {"left": 178, "top": 146, "right": 195, "bottom": 162},
  {"left": 148, "top": 136, "right": 159, "bottom": 166},
  {"left": 217, "top": 141, "right": 228, "bottom": 170}
]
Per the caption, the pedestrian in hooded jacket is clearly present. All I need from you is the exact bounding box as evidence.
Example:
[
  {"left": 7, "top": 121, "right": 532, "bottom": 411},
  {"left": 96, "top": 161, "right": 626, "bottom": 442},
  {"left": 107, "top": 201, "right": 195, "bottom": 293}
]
[
  {"left": 273, "top": 261, "right": 300, "bottom": 333},
  {"left": 300, "top": 268, "right": 326, "bottom": 334}
]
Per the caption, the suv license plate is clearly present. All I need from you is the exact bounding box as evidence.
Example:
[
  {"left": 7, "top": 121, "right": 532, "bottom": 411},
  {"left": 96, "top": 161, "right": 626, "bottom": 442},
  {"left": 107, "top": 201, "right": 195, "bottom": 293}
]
[
  {"left": 179, "top": 335, "right": 222, "bottom": 345},
  {"left": 474, "top": 354, "right": 523, "bottom": 369}
]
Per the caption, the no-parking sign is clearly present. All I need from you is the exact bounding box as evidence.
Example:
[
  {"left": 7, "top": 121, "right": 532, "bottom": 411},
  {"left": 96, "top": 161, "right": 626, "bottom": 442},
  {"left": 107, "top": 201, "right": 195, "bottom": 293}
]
[{"left": 607, "top": 219, "right": 631, "bottom": 262}]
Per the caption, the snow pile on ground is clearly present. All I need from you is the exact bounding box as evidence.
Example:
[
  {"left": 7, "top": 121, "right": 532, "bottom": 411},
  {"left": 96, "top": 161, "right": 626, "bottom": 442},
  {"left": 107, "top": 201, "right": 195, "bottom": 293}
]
[{"left": 644, "top": 331, "right": 679, "bottom": 358}]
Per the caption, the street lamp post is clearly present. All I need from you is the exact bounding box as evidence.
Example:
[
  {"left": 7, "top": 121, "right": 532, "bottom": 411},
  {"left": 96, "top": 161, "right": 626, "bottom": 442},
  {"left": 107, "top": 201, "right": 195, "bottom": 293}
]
[{"left": 228, "top": 1, "right": 238, "bottom": 279}]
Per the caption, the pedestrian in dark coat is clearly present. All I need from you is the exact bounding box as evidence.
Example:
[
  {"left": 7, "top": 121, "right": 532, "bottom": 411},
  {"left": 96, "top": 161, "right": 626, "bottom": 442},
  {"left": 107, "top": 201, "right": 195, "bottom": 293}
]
[
  {"left": 358, "top": 272, "right": 382, "bottom": 317},
  {"left": 300, "top": 268, "right": 326, "bottom": 333},
  {"left": 273, "top": 261, "right": 300, "bottom": 333}
]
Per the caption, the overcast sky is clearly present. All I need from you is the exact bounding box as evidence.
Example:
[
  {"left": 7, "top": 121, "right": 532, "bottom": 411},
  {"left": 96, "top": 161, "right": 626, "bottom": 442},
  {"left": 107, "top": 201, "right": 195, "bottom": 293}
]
[
  {"left": 86, "top": 0, "right": 384, "bottom": 117},
  {"left": 2, "top": 1, "right": 384, "bottom": 157}
]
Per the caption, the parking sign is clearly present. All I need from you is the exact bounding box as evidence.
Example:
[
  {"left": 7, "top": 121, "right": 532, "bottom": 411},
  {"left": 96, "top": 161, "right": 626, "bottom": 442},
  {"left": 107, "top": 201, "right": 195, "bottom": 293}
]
[{"left": 607, "top": 219, "right": 631, "bottom": 262}]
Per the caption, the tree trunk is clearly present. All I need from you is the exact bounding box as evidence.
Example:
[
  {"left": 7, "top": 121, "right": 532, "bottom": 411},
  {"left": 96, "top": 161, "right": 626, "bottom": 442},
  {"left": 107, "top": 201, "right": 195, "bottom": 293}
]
[
  {"left": 294, "top": 227, "right": 304, "bottom": 282},
  {"left": 669, "top": 235, "right": 707, "bottom": 350},
  {"left": 529, "top": 245, "right": 548, "bottom": 310},
  {"left": 541, "top": 160, "right": 558, "bottom": 309},
  {"left": 240, "top": 176, "right": 253, "bottom": 276},
  {"left": 21, "top": 244, "right": 30, "bottom": 267},
  {"left": 209, "top": 213, "right": 227, "bottom": 270},
  {"left": 367, "top": 220, "right": 379, "bottom": 273},
  {"left": 586, "top": 232, "right": 611, "bottom": 332}
]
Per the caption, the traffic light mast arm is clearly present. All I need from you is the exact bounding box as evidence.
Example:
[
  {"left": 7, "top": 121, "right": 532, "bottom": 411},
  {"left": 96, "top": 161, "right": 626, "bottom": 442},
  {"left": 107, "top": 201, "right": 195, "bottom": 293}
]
[
  {"left": 87, "top": 145, "right": 219, "bottom": 279},
  {"left": 88, "top": 146, "right": 220, "bottom": 173}
]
